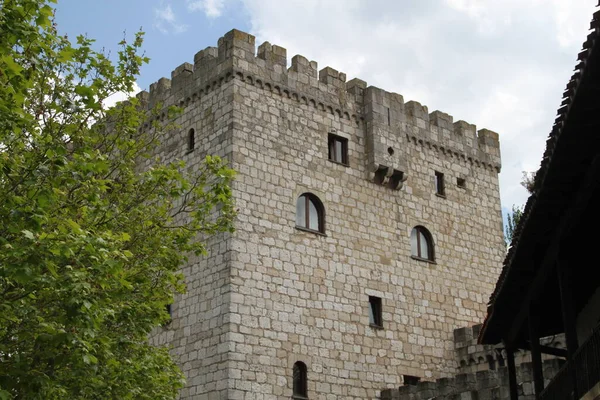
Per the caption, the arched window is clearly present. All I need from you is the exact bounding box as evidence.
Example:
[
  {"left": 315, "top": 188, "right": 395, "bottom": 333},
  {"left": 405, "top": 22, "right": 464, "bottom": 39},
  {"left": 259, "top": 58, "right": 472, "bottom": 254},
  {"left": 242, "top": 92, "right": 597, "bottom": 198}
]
[
  {"left": 296, "top": 193, "right": 324, "bottom": 233},
  {"left": 187, "top": 128, "right": 195, "bottom": 152},
  {"left": 293, "top": 361, "right": 308, "bottom": 398},
  {"left": 411, "top": 226, "right": 434, "bottom": 261}
]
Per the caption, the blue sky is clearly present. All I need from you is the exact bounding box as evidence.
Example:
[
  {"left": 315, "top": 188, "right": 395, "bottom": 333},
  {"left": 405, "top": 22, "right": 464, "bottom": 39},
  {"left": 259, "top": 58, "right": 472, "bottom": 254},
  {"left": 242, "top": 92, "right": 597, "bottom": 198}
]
[
  {"left": 54, "top": 0, "right": 597, "bottom": 220},
  {"left": 54, "top": 1, "right": 250, "bottom": 89}
]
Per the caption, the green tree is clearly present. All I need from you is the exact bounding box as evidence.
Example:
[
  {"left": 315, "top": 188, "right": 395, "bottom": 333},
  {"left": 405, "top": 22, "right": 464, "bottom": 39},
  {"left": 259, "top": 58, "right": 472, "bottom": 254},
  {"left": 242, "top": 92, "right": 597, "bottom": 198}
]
[
  {"left": 504, "top": 170, "right": 535, "bottom": 246},
  {"left": 505, "top": 204, "right": 523, "bottom": 246},
  {"left": 0, "top": 1, "right": 235, "bottom": 398}
]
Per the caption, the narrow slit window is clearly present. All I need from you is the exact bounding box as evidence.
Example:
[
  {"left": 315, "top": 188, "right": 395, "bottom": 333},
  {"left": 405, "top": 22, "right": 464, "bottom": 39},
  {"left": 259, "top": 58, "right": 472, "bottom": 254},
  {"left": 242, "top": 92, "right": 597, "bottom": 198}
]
[
  {"left": 328, "top": 133, "right": 348, "bottom": 165},
  {"left": 162, "top": 304, "right": 173, "bottom": 326},
  {"left": 368, "top": 296, "right": 383, "bottom": 328},
  {"left": 435, "top": 171, "right": 445, "bottom": 196},
  {"left": 187, "top": 128, "right": 195, "bottom": 152}
]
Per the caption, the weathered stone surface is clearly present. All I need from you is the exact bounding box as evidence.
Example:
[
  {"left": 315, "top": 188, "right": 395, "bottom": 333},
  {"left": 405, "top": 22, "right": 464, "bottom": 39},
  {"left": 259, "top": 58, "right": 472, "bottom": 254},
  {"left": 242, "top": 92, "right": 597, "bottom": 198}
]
[{"left": 145, "top": 28, "right": 506, "bottom": 399}]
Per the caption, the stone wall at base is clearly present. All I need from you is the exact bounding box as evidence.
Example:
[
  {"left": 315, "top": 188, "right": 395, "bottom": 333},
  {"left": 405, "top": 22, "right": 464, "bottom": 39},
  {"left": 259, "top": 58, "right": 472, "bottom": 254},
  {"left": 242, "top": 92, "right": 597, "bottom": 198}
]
[
  {"left": 381, "top": 359, "right": 564, "bottom": 400},
  {"left": 380, "top": 324, "right": 566, "bottom": 400}
]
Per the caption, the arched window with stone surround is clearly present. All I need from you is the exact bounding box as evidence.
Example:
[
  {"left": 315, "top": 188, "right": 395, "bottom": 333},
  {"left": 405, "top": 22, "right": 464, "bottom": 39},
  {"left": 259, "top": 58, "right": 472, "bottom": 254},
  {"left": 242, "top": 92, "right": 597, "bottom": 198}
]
[
  {"left": 293, "top": 361, "right": 308, "bottom": 399},
  {"left": 296, "top": 193, "right": 324, "bottom": 234},
  {"left": 411, "top": 226, "right": 434, "bottom": 261}
]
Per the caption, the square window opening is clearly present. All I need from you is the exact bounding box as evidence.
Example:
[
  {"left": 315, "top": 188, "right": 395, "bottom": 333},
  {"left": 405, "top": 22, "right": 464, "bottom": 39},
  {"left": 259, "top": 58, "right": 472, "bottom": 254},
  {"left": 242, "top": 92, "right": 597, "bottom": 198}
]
[
  {"left": 457, "top": 177, "right": 466, "bottom": 188},
  {"left": 368, "top": 296, "right": 383, "bottom": 328},
  {"left": 328, "top": 134, "right": 348, "bottom": 165},
  {"left": 403, "top": 375, "right": 421, "bottom": 386}
]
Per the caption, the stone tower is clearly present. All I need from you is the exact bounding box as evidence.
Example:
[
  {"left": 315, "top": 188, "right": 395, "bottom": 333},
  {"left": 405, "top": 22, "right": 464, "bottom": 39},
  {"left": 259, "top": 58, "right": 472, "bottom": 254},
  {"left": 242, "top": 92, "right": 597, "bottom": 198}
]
[{"left": 145, "top": 29, "right": 505, "bottom": 399}]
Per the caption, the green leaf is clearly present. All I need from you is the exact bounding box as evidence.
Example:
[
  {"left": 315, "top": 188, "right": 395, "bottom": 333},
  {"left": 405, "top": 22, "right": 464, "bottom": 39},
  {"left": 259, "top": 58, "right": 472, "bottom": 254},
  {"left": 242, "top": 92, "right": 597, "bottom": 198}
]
[
  {"left": 47, "top": 262, "right": 58, "bottom": 278},
  {"left": 22, "top": 230, "right": 34, "bottom": 240},
  {"left": 1, "top": 55, "right": 24, "bottom": 75}
]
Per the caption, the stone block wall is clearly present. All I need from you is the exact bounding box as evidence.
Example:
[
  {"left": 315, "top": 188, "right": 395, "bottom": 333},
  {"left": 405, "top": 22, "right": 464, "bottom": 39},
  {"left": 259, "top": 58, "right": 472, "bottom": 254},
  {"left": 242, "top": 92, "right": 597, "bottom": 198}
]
[
  {"left": 381, "top": 358, "right": 564, "bottom": 400},
  {"left": 145, "top": 75, "right": 236, "bottom": 398},
  {"left": 141, "top": 29, "right": 506, "bottom": 399},
  {"left": 453, "top": 324, "right": 565, "bottom": 376}
]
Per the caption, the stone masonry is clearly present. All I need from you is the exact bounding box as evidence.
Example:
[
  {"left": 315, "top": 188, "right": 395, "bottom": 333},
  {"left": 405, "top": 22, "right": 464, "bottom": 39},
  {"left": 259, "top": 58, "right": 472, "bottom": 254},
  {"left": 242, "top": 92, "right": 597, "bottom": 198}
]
[
  {"left": 146, "top": 29, "right": 505, "bottom": 399},
  {"left": 381, "top": 324, "right": 565, "bottom": 399}
]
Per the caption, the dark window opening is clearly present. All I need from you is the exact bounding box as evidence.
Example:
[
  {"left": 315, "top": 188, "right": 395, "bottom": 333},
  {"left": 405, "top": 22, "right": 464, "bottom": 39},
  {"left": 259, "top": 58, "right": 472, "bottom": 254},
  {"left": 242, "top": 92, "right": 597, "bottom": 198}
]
[
  {"left": 187, "top": 128, "right": 195, "bottom": 152},
  {"left": 293, "top": 361, "right": 308, "bottom": 399},
  {"left": 368, "top": 296, "right": 383, "bottom": 328},
  {"left": 496, "top": 350, "right": 505, "bottom": 367},
  {"left": 296, "top": 193, "right": 325, "bottom": 234},
  {"left": 162, "top": 304, "right": 173, "bottom": 326},
  {"left": 374, "top": 166, "right": 404, "bottom": 190},
  {"left": 328, "top": 133, "right": 348, "bottom": 165},
  {"left": 487, "top": 355, "right": 496, "bottom": 370},
  {"left": 403, "top": 375, "right": 421, "bottom": 386},
  {"left": 411, "top": 226, "right": 435, "bottom": 261},
  {"left": 435, "top": 171, "right": 445, "bottom": 196},
  {"left": 457, "top": 177, "right": 466, "bottom": 188}
]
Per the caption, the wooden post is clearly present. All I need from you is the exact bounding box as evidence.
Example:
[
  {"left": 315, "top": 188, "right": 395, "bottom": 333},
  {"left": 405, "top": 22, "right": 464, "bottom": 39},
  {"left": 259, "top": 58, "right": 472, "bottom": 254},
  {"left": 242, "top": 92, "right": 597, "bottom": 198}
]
[
  {"left": 557, "top": 260, "right": 579, "bottom": 398},
  {"left": 528, "top": 311, "right": 544, "bottom": 398},
  {"left": 506, "top": 346, "right": 519, "bottom": 400}
]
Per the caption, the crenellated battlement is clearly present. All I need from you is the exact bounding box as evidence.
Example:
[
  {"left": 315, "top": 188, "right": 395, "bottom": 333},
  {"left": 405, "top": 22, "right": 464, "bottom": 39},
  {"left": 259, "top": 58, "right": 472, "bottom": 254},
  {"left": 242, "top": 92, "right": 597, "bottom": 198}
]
[{"left": 137, "top": 28, "right": 500, "bottom": 171}]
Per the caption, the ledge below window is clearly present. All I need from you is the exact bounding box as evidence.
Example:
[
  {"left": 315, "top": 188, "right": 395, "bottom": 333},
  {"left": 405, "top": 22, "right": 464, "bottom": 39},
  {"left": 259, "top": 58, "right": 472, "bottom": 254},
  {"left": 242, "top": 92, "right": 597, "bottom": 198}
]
[
  {"left": 328, "top": 159, "right": 349, "bottom": 167},
  {"left": 369, "top": 324, "right": 384, "bottom": 330},
  {"left": 295, "top": 226, "right": 327, "bottom": 237},
  {"left": 411, "top": 255, "right": 436, "bottom": 265},
  {"left": 435, "top": 193, "right": 446, "bottom": 199}
]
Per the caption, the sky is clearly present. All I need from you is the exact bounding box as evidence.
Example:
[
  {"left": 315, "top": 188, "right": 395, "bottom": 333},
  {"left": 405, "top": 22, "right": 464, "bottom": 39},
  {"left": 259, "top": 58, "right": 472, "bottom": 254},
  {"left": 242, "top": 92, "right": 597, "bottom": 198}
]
[{"left": 55, "top": 0, "right": 597, "bottom": 219}]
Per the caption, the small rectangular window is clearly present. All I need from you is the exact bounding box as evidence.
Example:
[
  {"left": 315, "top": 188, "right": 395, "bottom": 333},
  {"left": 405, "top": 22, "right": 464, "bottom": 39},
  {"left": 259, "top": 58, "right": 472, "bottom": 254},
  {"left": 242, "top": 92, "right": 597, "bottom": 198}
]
[
  {"left": 368, "top": 296, "right": 383, "bottom": 328},
  {"left": 435, "top": 171, "right": 445, "bottom": 196},
  {"left": 328, "top": 133, "right": 348, "bottom": 165},
  {"left": 457, "top": 177, "right": 466, "bottom": 188},
  {"left": 403, "top": 375, "right": 421, "bottom": 386}
]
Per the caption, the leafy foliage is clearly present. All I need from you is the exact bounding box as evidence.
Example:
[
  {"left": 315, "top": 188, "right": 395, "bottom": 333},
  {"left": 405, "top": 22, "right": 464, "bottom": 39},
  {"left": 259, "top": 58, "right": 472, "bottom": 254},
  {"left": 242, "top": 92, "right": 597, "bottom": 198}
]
[
  {"left": 505, "top": 204, "right": 523, "bottom": 246},
  {"left": 0, "top": 1, "right": 235, "bottom": 398}
]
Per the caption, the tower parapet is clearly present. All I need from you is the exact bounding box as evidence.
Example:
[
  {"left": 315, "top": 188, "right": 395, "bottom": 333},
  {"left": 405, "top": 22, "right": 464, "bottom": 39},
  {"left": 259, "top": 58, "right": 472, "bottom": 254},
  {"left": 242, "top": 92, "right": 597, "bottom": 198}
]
[{"left": 137, "top": 29, "right": 500, "bottom": 172}]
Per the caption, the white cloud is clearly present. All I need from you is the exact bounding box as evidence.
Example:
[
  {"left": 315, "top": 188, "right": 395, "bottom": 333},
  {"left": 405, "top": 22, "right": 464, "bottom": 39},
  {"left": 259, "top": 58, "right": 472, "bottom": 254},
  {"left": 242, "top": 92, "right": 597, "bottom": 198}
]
[
  {"left": 103, "top": 82, "right": 143, "bottom": 109},
  {"left": 187, "top": 0, "right": 225, "bottom": 18},
  {"left": 230, "top": 0, "right": 595, "bottom": 210},
  {"left": 185, "top": 0, "right": 596, "bottom": 210},
  {"left": 154, "top": 3, "right": 188, "bottom": 35},
  {"left": 551, "top": 0, "right": 596, "bottom": 48}
]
